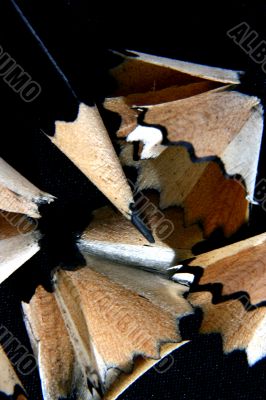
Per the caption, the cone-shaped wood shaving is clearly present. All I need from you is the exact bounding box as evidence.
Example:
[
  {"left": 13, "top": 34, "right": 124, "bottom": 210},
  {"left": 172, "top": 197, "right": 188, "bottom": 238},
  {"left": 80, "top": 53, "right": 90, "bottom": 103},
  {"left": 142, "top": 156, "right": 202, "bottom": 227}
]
[{"left": 187, "top": 233, "right": 266, "bottom": 366}]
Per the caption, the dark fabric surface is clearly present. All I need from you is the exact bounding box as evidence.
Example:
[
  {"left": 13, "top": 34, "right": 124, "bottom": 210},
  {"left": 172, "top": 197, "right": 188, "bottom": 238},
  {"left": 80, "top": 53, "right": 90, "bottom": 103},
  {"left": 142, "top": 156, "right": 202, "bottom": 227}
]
[{"left": 0, "top": 1, "right": 266, "bottom": 399}]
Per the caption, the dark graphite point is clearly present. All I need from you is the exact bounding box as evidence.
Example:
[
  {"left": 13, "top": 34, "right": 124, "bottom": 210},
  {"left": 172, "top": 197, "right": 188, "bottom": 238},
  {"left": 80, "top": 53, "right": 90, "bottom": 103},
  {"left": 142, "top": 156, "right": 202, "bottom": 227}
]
[{"left": 131, "top": 208, "right": 155, "bottom": 243}]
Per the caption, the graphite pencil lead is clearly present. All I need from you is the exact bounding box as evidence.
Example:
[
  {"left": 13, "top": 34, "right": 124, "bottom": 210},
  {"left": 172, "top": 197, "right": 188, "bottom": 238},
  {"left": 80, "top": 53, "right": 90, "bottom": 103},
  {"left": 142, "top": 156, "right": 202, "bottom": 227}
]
[{"left": 130, "top": 206, "right": 155, "bottom": 243}]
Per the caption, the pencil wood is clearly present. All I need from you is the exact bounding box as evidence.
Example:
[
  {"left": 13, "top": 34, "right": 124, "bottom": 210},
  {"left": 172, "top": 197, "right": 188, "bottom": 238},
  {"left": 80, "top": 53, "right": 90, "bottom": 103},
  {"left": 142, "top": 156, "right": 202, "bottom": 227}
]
[
  {"left": 0, "top": 159, "right": 51, "bottom": 284},
  {"left": 187, "top": 233, "right": 266, "bottom": 365},
  {"left": 189, "top": 292, "right": 266, "bottom": 366},
  {"left": 105, "top": 50, "right": 263, "bottom": 218},
  {"left": 79, "top": 203, "right": 203, "bottom": 271},
  {"left": 0, "top": 213, "right": 40, "bottom": 284},
  {"left": 141, "top": 91, "right": 263, "bottom": 200},
  {"left": 50, "top": 103, "right": 136, "bottom": 222},
  {"left": 0, "top": 158, "right": 54, "bottom": 218},
  {"left": 0, "top": 11, "right": 263, "bottom": 395},
  {"left": 102, "top": 51, "right": 264, "bottom": 238},
  {"left": 22, "top": 286, "right": 93, "bottom": 400},
  {"left": 0, "top": 343, "right": 27, "bottom": 399},
  {"left": 4, "top": 1, "right": 151, "bottom": 240},
  {"left": 188, "top": 232, "right": 266, "bottom": 305},
  {"left": 110, "top": 50, "right": 241, "bottom": 96},
  {"left": 23, "top": 257, "right": 193, "bottom": 399},
  {"left": 119, "top": 141, "right": 248, "bottom": 237},
  {"left": 104, "top": 341, "right": 189, "bottom": 400},
  {"left": 23, "top": 276, "right": 191, "bottom": 400},
  {"left": 54, "top": 258, "right": 192, "bottom": 394}
]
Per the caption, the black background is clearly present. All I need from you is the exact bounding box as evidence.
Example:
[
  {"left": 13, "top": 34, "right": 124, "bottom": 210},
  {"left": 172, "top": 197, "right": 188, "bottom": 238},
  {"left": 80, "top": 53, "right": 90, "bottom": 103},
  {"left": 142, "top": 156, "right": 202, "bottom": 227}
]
[{"left": 0, "top": 0, "right": 266, "bottom": 399}]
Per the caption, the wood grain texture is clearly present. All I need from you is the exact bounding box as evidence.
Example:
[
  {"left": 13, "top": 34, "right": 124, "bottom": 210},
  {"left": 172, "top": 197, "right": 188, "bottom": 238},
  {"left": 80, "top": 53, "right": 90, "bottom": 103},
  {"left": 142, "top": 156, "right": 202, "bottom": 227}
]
[
  {"left": 110, "top": 50, "right": 241, "bottom": 98},
  {"left": 105, "top": 80, "right": 221, "bottom": 111},
  {"left": 11, "top": 49, "right": 263, "bottom": 399},
  {"left": 0, "top": 158, "right": 54, "bottom": 218},
  {"left": 22, "top": 286, "right": 93, "bottom": 400},
  {"left": 103, "top": 51, "right": 258, "bottom": 237},
  {"left": 79, "top": 201, "right": 203, "bottom": 271},
  {"left": 104, "top": 97, "right": 140, "bottom": 138},
  {"left": 107, "top": 50, "right": 240, "bottom": 137},
  {"left": 187, "top": 233, "right": 266, "bottom": 366},
  {"left": 0, "top": 214, "right": 22, "bottom": 240},
  {"left": 57, "top": 269, "right": 179, "bottom": 366},
  {"left": 106, "top": 90, "right": 263, "bottom": 202},
  {"left": 106, "top": 51, "right": 263, "bottom": 202},
  {"left": 119, "top": 142, "right": 248, "bottom": 237},
  {"left": 0, "top": 343, "right": 27, "bottom": 399},
  {"left": 188, "top": 233, "right": 266, "bottom": 305},
  {"left": 0, "top": 163, "right": 47, "bottom": 284},
  {"left": 189, "top": 292, "right": 266, "bottom": 366},
  {"left": 144, "top": 91, "right": 258, "bottom": 156},
  {"left": 53, "top": 257, "right": 193, "bottom": 395},
  {"left": 0, "top": 212, "right": 37, "bottom": 240},
  {"left": 104, "top": 341, "right": 189, "bottom": 400},
  {"left": 105, "top": 50, "right": 239, "bottom": 144},
  {"left": 0, "top": 230, "right": 40, "bottom": 284},
  {"left": 49, "top": 103, "right": 134, "bottom": 221},
  {"left": 143, "top": 91, "right": 263, "bottom": 199},
  {"left": 80, "top": 253, "right": 193, "bottom": 317},
  {"left": 103, "top": 86, "right": 225, "bottom": 138},
  {"left": 22, "top": 277, "right": 191, "bottom": 400}
]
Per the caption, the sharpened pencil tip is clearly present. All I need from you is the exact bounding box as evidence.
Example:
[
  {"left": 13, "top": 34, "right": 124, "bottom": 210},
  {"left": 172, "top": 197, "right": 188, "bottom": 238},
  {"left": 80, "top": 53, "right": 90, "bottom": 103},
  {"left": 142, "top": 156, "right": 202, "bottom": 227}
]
[{"left": 130, "top": 206, "right": 155, "bottom": 243}]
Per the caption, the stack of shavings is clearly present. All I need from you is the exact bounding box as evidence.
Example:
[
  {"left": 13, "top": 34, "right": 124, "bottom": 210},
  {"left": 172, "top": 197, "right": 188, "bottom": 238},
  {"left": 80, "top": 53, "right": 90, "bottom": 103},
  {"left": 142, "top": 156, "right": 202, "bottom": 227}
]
[{"left": 0, "top": 50, "right": 265, "bottom": 400}]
